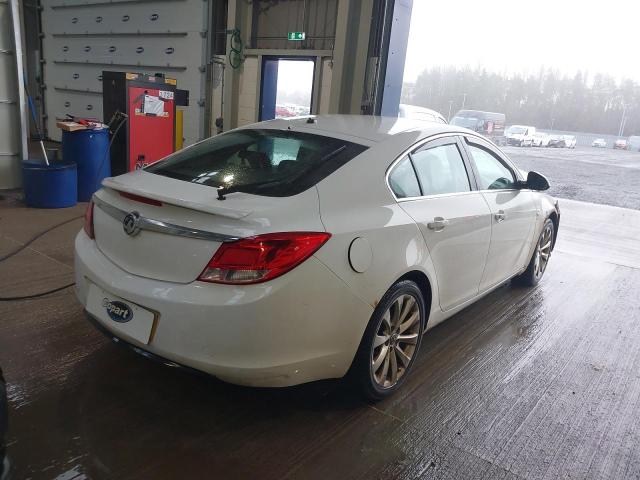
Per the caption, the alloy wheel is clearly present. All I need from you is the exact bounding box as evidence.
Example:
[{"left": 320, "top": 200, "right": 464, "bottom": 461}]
[
  {"left": 534, "top": 223, "right": 553, "bottom": 279},
  {"left": 371, "top": 294, "right": 421, "bottom": 388}
]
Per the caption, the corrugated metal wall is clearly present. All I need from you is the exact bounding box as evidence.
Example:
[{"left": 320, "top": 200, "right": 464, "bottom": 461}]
[
  {"left": 40, "top": 0, "right": 210, "bottom": 146},
  {"left": 0, "top": 0, "right": 23, "bottom": 188}
]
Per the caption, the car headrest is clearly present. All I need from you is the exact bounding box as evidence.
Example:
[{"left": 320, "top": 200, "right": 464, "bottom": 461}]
[
  {"left": 277, "top": 160, "right": 297, "bottom": 172},
  {"left": 242, "top": 150, "right": 270, "bottom": 169}
]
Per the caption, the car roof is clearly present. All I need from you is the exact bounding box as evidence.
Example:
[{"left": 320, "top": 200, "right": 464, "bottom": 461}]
[{"left": 243, "top": 114, "right": 461, "bottom": 144}]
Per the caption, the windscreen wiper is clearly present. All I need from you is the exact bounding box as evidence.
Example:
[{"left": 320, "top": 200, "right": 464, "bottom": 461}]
[{"left": 216, "top": 144, "right": 347, "bottom": 200}]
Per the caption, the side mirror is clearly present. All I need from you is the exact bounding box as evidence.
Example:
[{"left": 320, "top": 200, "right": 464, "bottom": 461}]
[{"left": 526, "top": 171, "right": 550, "bottom": 191}]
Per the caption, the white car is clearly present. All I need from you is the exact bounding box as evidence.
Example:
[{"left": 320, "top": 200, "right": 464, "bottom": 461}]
[
  {"left": 75, "top": 115, "right": 560, "bottom": 400},
  {"left": 563, "top": 135, "right": 577, "bottom": 149},
  {"left": 532, "top": 133, "right": 550, "bottom": 147},
  {"left": 549, "top": 135, "right": 576, "bottom": 149},
  {"left": 592, "top": 138, "right": 607, "bottom": 148},
  {"left": 398, "top": 104, "right": 447, "bottom": 124}
]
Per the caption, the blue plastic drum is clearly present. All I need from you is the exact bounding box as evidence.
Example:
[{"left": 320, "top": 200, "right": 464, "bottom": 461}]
[
  {"left": 22, "top": 160, "right": 78, "bottom": 208},
  {"left": 62, "top": 128, "right": 111, "bottom": 201}
]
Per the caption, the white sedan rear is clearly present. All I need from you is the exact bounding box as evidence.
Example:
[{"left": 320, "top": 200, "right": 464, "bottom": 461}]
[{"left": 75, "top": 115, "right": 560, "bottom": 400}]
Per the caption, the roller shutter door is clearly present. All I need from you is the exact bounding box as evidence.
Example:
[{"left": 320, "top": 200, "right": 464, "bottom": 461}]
[{"left": 40, "top": 0, "right": 208, "bottom": 146}]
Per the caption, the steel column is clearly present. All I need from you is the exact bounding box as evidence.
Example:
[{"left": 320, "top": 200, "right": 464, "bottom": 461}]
[{"left": 379, "top": 0, "right": 412, "bottom": 117}]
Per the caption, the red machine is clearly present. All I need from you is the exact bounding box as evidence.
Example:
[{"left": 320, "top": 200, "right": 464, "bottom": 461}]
[{"left": 103, "top": 71, "right": 187, "bottom": 176}]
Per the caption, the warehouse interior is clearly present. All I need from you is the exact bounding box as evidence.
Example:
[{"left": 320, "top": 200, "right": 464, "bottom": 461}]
[
  {"left": 2, "top": 0, "right": 410, "bottom": 188},
  {"left": 2, "top": 0, "right": 640, "bottom": 479}
]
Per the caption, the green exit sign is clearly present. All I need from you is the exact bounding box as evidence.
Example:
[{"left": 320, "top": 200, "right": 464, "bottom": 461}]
[{"left": 288, "top": 32, "right": 306, "bottom": 41}]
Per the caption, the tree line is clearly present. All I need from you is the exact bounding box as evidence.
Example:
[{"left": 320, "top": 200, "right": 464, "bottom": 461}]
[{"left": 402, "top": 66, "right": 640, "bottom": 136}]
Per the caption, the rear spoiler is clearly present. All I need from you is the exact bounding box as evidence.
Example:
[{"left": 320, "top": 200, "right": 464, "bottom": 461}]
[{"left": 102, "top": 176, "right": 253, "bottom": 220}]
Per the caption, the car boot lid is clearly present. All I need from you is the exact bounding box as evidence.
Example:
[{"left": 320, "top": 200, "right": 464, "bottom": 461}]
[{"left": 103, "top": 170, "right": 253, "bottom": 219}]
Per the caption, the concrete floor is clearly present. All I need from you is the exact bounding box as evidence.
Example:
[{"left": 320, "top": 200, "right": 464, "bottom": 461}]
[{"left": 1, "top": 192, "right": 640, "bottom": 479}]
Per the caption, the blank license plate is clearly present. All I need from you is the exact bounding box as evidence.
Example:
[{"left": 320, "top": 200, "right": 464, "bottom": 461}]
[{"left": 86, "top": 284, "right": 155, "bottom": 345}]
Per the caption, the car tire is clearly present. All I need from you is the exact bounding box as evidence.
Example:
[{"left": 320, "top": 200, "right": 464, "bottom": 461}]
[
  {"left": 513, "top": 218, "right": 554, "bottom": 287},
  {"left": 350, "top": 280, "right": 426, "bottom": 402}
]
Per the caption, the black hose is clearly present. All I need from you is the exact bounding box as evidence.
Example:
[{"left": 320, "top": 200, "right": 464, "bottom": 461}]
[
  {"left": 0, "top": 215, "right": 82, "bottom": 262},
  {"left": 0, "top": 215, "right": 82, "bottom": 301},
  {"left": 0, "top": 282, "right": 75, "bottom": 301},
  {"left": 0, "top": 116, "right": 129, "bottom": 302}
]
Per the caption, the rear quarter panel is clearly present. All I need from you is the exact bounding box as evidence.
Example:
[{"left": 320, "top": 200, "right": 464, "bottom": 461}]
[{"left": 313, "top": 133, "right": 441, "bottom": 325}]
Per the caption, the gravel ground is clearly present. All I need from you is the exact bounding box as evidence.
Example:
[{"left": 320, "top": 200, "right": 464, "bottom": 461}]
[{"left": 504, "top": 146, "right": 640, "bottom": 210}]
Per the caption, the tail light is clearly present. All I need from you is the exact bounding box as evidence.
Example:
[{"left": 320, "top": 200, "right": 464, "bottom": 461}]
[
  {"left": 84, "top": 199, "right": 95, "bottom": 239},
  {"left": 198, "top": 232, "right": 331, "bottom": 284}
]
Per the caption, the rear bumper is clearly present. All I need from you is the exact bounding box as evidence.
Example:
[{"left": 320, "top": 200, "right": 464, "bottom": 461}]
[
  {"left": 74, "top": 231, "right": 372, "bottom": 387},
  {"left": 85, "top": 311, "right": 206, "bottom": 373}
]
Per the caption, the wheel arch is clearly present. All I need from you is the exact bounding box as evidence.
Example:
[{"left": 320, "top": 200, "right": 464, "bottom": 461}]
[
  {"left": 395, "top": 270, "right": 433, "bottom": 328},
  {"left": 548, "top": 210, "right": 559, "bottom": 250}
]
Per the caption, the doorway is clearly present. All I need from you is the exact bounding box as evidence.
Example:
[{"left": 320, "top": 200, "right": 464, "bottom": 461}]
[{"left": 259, "top": 57, "right": 315, "bottom": 121}]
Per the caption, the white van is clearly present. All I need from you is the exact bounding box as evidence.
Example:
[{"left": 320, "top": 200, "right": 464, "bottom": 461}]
[{"left": 505, "top": 125, "right": 536, "bottom": 147}]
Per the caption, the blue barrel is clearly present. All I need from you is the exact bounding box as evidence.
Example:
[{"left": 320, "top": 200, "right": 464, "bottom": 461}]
[
  {"left": 62, "top": 128, "right": 111, "bottom": 201},
  {"left": 22, "top": 160, "right": 77, "bottom": 208}
]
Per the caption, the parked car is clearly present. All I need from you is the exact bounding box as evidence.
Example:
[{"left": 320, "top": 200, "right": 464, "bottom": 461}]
[
  {"left": 505, "top": 125, "right": 536, "bottom": 147},
  {"left": 627, "top": 136, "right": 640, "bottom": 151},
  {"left": 547, "top": 135, "right": 563, "bottom": 148},
  {"left": 398, "top": 104, "right": 447, "bottom": 124},
  {"left": 563, "top": 135, "right": 577, "bottom": 149},
  {"left": 614, "top": 139, "right": 630, "bottom": 150},
  {"left": 275, "top": 105, "right": 296, "bottom": 118},
  {"left": 75, "top": 115, "right": 559, "bottom": 400},
  {"left": 548, "top": 135, "right": 576, "bottom": 148},
  {"left": 450, "top": 110, "right": 506, "bottom": 143},
  {"left": 0, "top": 368, "right": 8, "bottom": 480},
  {"left": 532, "top": 132, "right": 550, "bottom": 147},
  {"left": 591, "top": 138, "right": 607, "bottom": 148}
]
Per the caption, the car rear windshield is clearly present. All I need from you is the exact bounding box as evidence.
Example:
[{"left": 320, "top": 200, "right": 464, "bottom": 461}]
[{"left": 146, "top": 129, "right": 368, "bottom": 197}]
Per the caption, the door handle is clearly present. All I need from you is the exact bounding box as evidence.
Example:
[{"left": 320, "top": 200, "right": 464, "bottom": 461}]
[
  {"left": 427, "top": 217, "right": 449, "bottom": 231},
  {"left": 494, "top": 210, "right": 506, "bottom": 222}
]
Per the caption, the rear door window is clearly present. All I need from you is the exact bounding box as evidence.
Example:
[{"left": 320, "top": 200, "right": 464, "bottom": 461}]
[
  {"left": 146, "top": 129, "right": 368, "bottom": 197},
  {"left": 411, "top": 143, "right": 471, "bottom": 195}
]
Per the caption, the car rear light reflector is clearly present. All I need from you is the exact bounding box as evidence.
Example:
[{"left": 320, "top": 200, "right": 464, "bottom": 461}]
[
  {"left": 118, "top": 190, "right": 163, "bottom": 207},
  {"left": 84, "top": 199, "right": 95, "bottom": 239},
  {"left": 198, "top": 232, "right": 331, "bottom": 284}
]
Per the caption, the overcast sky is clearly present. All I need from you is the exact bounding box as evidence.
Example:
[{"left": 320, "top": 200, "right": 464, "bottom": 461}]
[{"left": 404, "top": 0, "right": 640, "bottom": 83}]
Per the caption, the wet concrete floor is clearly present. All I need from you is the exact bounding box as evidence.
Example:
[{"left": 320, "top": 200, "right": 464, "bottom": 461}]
[
  {"left": 506, "top": 146, "right": 640, "bottom": 210},
  {"left": 1, "top": 192, "right": 640, "bottom": 479}
]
